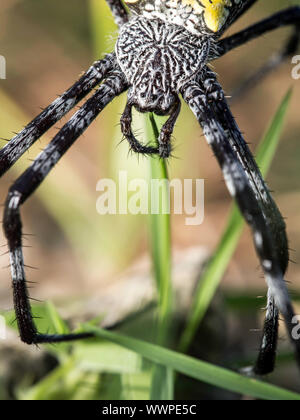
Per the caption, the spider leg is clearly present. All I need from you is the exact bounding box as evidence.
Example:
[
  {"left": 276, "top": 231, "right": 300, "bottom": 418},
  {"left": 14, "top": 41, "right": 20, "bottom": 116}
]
[
  {"left": 215, "top": 7, "right": 300, "bottom": 59},
  {"left": 120, "top": 102, "right": 159, "bottom": 155},
  {"left": 105, "top": 0, "right": 129, "bottom": 27},
  {"left": 218, "top": 0, "right": 258, "bottom": 35},
  {"left": 158, "top": 99, "right": 181, "bottom": 159},
  {"left": 230, "top": 30, "right": 299, "bottom": 102},
  {"left": 3, "top": 69, "right": 128, "bottom": 345},
  {"left": 181, "top": 68, "right": 300, "bottom": 375},
  {"left": 0, "top": 53, "right": 115, "bottom": 177},
  {"left": 252, "top": 290, "right": 279, "bottom": 375},
  {"left": 215, "top": 7, "right": 300, "bottom": 101}
]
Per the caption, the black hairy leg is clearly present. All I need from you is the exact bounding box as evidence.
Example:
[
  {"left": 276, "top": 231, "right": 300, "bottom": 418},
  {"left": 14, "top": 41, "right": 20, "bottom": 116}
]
[
  {"left": 216, "top": 6, "right": 300, "bottom": 57},
  {"left": 181, "top": 68, "right": 300, "bottom": 375},
  {"left": 3, "top": 70, "right": 127, "bottom": 344},
  {"left": 231, "top": 30, "right": 300, "bottom": 102},
  {"left": 0, "top": 54, "right": 116, "bottom": 177},
  {"left": 106, "top": 0, "right": 129, "bottom": 27},
  {"left": 207, "top": 5, "right": 300, "bottom": 371},
  {"left": 218, "top": 0, "right": 259, "bottom": 35},
  {"left": 158, "top": 99, "right": 181, "bottom": 159},
  {"left": 120, "top": 102, "right": 159, "bottom": 155},
  {"left": 215, "top": 7, "right": 300, "bottom": 101},
  {"left": 252, "top": 291, "right": 279, "bottom": 376}
]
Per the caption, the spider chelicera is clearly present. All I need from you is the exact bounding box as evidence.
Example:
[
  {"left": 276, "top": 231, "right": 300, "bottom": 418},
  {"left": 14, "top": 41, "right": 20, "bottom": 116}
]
[{"left": 1, "top": 0, "right": 300, "bottom": 377}]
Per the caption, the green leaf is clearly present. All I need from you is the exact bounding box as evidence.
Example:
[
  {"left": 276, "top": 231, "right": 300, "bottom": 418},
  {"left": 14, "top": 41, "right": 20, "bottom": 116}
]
[
  {"left": 82, "top": 325, "right": 300, "bottom": 400},
  {"left": 45, "top": 301, "right": 70, "bottom": 335},
  {"left": 179, "top": 89, "right": 293, "bottom": 353},
  {"left": 145, "top": 113, "right": 173, "bottom": 341},
  {"left": 150, "top": 366, "right": 174, "bottom": 400},
  {"left": 121, "top": 370, "right": 152, "bottom": 400},
  {"left": 73, "top": 341, "right": 143, "bottom": 374},
  {"left": 144, "top": 113, "right": 174, "bottom": 399}
]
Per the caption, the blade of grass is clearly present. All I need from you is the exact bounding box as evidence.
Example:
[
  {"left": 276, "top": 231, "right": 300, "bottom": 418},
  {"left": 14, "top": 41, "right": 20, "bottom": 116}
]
[
  {"left": 121, "top": 370, "right": 152, "bottom": 400},
  {"left": 73, "top": 341, "right": 143, "bottom": 374},
  {"left": 45, "top": 301, "right": 70, "bottom": 335},
  {"left": 82, "top": 324, "right": 300, "bottom": 400},
  {"left": 146, "top": 114, "right": 172, "bottom": 342},
  {"left": 144, "top": 113, "right": 173, "bottom": 399},
  {"left": 179, "top": 89, "right": 293, "bottom": 353},
  {"left": 18, "top": 356, "right": 77, "bottom": 400}
]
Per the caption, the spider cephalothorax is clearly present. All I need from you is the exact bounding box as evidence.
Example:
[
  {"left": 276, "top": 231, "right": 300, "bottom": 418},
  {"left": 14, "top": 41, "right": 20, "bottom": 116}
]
[
  {"left": 117, "top": 15, "right": 211, "bottom": 156},
  {"left": 117, "top": 16, "right": 210, "bottom": 110},
  {"left": 1, "top": 0, "right": 300, "bottom": 378}
]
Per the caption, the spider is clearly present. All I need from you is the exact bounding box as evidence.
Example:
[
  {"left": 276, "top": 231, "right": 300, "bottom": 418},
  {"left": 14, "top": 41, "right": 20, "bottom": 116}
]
[{"left": 1, "top": 0, "right": 300, "bottom": 377}]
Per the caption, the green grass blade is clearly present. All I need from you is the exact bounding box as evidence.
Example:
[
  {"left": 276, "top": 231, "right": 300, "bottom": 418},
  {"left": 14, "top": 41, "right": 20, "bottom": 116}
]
[
  {"left": 82, "top": 325, "right": 300, "bottom": 400},
  {"left": 179, "top": 89, "right": 293, "bottom": 353},
  {"left": 45, "top": 301, "right": 70, "bottom": 335},
  {"left": 150, "top": 365, "right": 174, "bottom": 400},
  {"left": 73, "top": 341, "right": 143, "bottom": 374},
  {"left": 18, "top": 357, "right": 77, "bottom": 400},
  {"left": 146, "top": 114, "right": 172, "bottom": 342},
  {"left": 121, "top": 370, "right": 152, "bottom": 400},
  {"left": 144, "top": 113, "right": 173, "bottom": 399},
  {"left": 255, "top": 89, "right": 293, "bottom": 173}
]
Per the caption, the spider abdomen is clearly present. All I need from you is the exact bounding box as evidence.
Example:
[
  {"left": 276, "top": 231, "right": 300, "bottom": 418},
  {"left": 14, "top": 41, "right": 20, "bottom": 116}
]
[
  {"left": 116, "top": 17, "right": 209, "bottom": 113},
  {"left": 124, "top": 0, "right": 235, "bottom": 34}
]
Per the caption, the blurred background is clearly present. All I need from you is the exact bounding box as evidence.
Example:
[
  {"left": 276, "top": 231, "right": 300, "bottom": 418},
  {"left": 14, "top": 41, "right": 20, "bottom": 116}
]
[{"left": 0, "top": 0, "right": 300, "bottom": 399}]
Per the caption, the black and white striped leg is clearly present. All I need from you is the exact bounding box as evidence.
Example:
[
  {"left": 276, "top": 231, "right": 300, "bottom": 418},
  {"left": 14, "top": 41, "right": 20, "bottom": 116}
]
[
  {"left": 216, "top": 6, "right": 300, "bottom": 60},
  {"left": 120, "top": 102, "right": 159, "bottom": 155},
  {"left": 231, "top": 31, "right": 300, "bottom": 101},
  {"left": 0, "top": 53, "right": 116, "bottom": 177},
  {"left": 3, "top": 70, "right": 128, "bottom": 344},
  {"left": 105, "top": 0, "right": 129, "bottom": 27},
  {"left": 252, "top": 291, "right": 279, "bottom": 375},
  {"left": 204, "top": 72, "right": 290, "bottom": 375},
  {"left": 217, "top": 8, "right": 300, "bottom": 101},
  {"left": 181, "top": 70, "right": 300, "bottom": 375},
  {"left": 158, "top": 99, "right": 181, "bottom": 159},
  {"left": 219, "top": 0, "right": 258, "bottom": 35},
  {"left": 229, "top": 29, "right": 299, "bottom": 102}
]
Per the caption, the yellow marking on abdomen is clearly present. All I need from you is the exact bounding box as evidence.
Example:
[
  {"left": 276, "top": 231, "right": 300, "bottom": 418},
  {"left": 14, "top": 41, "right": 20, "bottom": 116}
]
[
  {"left": 124, "top": 0, "right": 234, "bottom": 32},
  {"left": 180, "top": 0, "right": 232, "bottom": 32}
]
